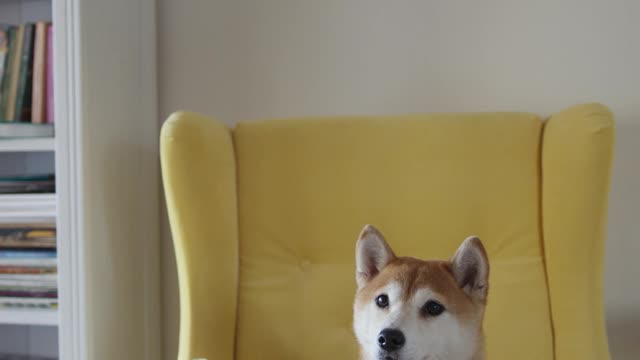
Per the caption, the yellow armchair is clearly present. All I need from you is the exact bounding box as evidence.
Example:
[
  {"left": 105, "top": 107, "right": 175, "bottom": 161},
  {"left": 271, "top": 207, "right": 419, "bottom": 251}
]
[{"left": 161, "top": 103, "right": 614, "bottom": 360}]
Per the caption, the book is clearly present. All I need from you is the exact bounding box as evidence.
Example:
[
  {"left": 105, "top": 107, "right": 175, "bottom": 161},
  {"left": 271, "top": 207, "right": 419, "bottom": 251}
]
[
  {"left": 0, "top": 250, "right": 56, "bottom": 259},
  {"left": 0, "top": 296, "right": 58, "bottom": 309},
  {"left": 0, "top": 26, "right": 10, "bottom": 106},
  {"left": 0, "top": 225, "right": 56, "bottom": 236},
  {"left": 14, "top": 23, "right": 34, "bottom": 122},
  {"left": 0, "top": 288, "right": 56, "bottom": 298},
  {"left": 0, "top": 174, "right": 56, "bottom": 194},
  {"left": 0, "top": 279, "right": 56, "bottom": 288},
  {"left": 0, "top": 266, "right": 56, "bottom": 274},
  {"left": 0, "top": 240, "right": 55, "bottom": 249},
  {"left": 5, "top": 25, "right": 24, "bottom": 121},
  {"left": 45, "top": 25, "right": 53, "bottom": 124},
  {"left": 0, "top": 217, "right": 55, "bottom": 225},
  {"left": 0, "top": 174, "right": 55, "bottom": 194},
  {"left": 31, "top": 22, "right": 48, "bottom": 123},
  {"left": 0, "top": 258, "right": 56, "bottom": 267},
  {"left": 0, "top": 228, "right": 56, "bottom": 249},
  {"left": 0, "top": 273, "right": 57, "bottom": 282},
  {"left": 0, "top": 27, "right": 16, "bottom": 120},
  {"left": 1, "top": 227, "right": 56, "bottom": 236}
]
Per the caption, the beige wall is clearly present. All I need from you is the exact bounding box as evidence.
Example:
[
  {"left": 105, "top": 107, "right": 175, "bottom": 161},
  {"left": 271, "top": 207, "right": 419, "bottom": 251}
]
[{"left": 158, "top": 1, "right": 640, "bottom": 358}]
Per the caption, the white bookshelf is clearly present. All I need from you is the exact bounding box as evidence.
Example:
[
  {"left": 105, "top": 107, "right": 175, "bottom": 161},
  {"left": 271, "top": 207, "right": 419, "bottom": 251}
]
[
  {"left": 0, "top": 150, "right": 57, "bottom": 357},
  {"left": 0, "top": 138, "right": 55, "bottom": 152},
  {"left": 0, "top": 193, "right": 55, "bottom": 203},
  {"left": 0, "top": 0, "right": 59, "bottom": 358}
]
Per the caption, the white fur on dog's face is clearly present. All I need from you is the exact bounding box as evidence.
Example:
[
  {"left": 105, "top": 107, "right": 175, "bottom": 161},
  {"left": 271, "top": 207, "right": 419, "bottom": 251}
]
[
  {"left": 354, "top": 282, "right": 480, "bottom": 360},
  {"left": 353, "top": 225, "right": 489, "bottom": 360}
]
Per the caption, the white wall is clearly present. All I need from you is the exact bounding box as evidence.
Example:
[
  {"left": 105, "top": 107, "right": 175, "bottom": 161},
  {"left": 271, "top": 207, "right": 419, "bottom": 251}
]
[{"left": 158, "top": 1, "right": 640, "bottom": 358}]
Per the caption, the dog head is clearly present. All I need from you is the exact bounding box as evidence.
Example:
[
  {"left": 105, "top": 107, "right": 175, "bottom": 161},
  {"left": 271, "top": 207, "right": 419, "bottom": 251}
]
[{"left": 353, "top": 225, "right": 489, "bottom": 360}]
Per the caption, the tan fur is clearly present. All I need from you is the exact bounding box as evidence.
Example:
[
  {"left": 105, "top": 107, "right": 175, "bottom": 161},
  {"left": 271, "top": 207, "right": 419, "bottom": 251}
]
[
  {"left": 354, "top": 226, "right": 489, "bottom": 360},
  {"left": 356, "top": 257, "right": 483, "bottom": 319},
  {"left": 355, "top": 258, "right": 486, "bottom": 359}
]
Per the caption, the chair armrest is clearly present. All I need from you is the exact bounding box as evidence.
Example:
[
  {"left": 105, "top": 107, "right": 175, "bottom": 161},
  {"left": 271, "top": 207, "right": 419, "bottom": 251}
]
[
  {"left": 161, "top": 112, "right": 238, "bottom": 360},
  {"left": 542, "top": 103, "right": 614, "bottom": 360}
]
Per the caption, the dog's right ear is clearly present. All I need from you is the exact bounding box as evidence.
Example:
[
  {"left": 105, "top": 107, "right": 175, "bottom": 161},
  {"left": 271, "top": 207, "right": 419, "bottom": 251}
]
[{"left": 355, "top": 224, "right": 395, "bottom": 289}]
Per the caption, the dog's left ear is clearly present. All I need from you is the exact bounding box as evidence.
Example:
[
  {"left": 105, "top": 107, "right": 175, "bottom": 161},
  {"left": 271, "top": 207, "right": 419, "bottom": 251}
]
[{"left": 451, "top": 236, "right": 489, "bottom": 301}]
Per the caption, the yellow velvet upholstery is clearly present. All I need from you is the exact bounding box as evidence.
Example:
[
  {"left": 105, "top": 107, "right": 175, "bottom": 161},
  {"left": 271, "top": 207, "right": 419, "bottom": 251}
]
[{"left": 160, "top": 104, "right": 614, "bottom": 360}]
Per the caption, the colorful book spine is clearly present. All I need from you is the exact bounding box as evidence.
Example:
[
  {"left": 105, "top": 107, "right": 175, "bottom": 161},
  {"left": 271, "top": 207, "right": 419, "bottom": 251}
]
[
  {"left": 14, "top": 23, "right": 34, "bottom": 122},
  {"left": 0, "top": 23, "right": 53, "bottom": 124},
  {"left": 0, "top": 258, "right": 57, "bottom": 267},
  {"left": 0, "top": 288, "right": 56, "bottom": 298},
  {"left": 5, "top": 24, "right": 24, "bottom": 121},
  {"left": 0, "top": 25, "right": 9, "bottom": 108},
  {"left": 45, "top": 24, "right": 54, "bottom": 124},
  {"left": 31, "top": 22, "right": 48, "bottom": 123},
  {"left": 0, "top": 250, "right": 56, "bottom": 259},
  {"left": 0, "top": 279, "right": 56, "bottom": 288},
  {"left": 0, "top": 273, "right": 57, "bottom": 281},
  {"left": 0, "top": 296, "right": 58, "bottom": 309},
  {"left": 0, "top": 266, "right": 56, "bottom": 274},
  {"left": 0, "top": 27, "right": 16, "bottom": 120},
  {"left": 0, "top": 240, "right": 56, "bottom": 249}
]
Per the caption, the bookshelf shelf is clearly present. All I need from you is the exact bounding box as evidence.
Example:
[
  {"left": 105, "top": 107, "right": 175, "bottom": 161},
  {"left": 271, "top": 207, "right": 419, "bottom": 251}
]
[
  {"left": 0, "top": 308, "right": 58, "bottom": 326},
  {"left": 0, "top": 193, "right": 55, "bottom": 202},
  {"left": 0, "top": 192, "right": 56, "bottom": 223},
  {"left": 0, "top": 138, "right": 55, "bottom": 152}
]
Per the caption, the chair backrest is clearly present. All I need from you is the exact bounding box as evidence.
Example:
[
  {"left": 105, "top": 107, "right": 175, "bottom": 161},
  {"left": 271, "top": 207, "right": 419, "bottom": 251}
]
[{"left": 160, "top": 104, "right": 614, "bottom": 360}]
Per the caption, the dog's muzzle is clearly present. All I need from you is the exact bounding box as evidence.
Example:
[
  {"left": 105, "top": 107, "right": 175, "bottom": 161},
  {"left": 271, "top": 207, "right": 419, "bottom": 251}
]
[{"left": 377, "top": 327, "right": 405, "bottom": 351}]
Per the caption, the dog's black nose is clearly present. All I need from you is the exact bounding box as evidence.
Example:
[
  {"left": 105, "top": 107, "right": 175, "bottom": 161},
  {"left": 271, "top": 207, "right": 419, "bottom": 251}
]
[{"left": 377, "top": 328, "right": 405, "bottom": 351}]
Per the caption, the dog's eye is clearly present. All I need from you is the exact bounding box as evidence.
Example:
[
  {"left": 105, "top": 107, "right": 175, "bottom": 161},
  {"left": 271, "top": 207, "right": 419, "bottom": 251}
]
[
  {"left": 423, "top": 300, "right": 445, "bottom": 316},
  {"left": 375, "top": 294, "right": 389, "bottom": 308}
]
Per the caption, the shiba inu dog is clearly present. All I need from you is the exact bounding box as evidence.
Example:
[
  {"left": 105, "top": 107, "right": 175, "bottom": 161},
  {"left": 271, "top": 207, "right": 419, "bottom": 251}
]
[{"left": 353, "top": 225, "right": 489, "bottom": 360}]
